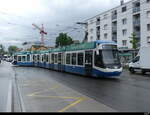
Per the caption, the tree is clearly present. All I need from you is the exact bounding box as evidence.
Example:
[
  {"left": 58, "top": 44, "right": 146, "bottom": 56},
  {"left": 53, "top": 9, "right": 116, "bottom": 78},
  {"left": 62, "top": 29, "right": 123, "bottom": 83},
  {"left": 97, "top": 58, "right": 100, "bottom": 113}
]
[
  {"left": 129, "top": 32, "right": 138, "bottom": 49},
  {"left": 8, "top": 46, "right": 18, "bottom": 55},
  {"left": 129, "top": 32, "right": 139, "bottom": 58},
  {"left": 0, "top": 44, "right": 5, "bottom": 54},
  {"left": 55, "top": 33, "right": 74, "bottom": 47}
]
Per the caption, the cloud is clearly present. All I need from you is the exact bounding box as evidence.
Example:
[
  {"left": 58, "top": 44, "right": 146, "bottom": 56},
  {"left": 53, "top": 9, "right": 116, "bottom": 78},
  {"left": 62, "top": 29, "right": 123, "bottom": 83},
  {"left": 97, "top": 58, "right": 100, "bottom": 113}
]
[{"left": 0, "top": 0, "right": 131, "bottom": 48}]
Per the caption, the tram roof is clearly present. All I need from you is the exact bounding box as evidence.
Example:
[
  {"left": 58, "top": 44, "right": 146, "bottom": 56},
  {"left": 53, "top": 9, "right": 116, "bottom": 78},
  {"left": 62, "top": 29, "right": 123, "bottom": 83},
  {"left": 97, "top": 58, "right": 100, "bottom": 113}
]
[
  {"left": 14, "top": 51, "right": 31, "bottom": 55},
  {"left": 14, "top": 40, "right": 117, "bottom": 55}
]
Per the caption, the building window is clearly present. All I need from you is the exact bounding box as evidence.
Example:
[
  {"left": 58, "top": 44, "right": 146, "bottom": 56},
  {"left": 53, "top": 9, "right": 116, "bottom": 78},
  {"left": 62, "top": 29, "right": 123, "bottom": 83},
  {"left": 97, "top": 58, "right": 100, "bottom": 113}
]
[
  {"left": 122, "top": 18, "right": 127, "bottom": 25},
  {"left": 122, "top": 40, "right": 127, "bottom": 46},
  {"left": 104, "top": 33, "right": 108, "bottom": 39},
  {"left": 104, "top": 24, "right": 108, "bottom": 30},
  {"left": 147, "top": 11, "right": 150, "bottom": 18},
  {"left": 147, "top": 24, "right": 150, "bottom": 31},
  {"left": 147, "top": 36, "right": 150, "bottom": 43},
  {"left": 122, "top": 29, "right": 127, "bottom": 36},
  {"left": 122, "top": 6, "right": 127, "bottom": 12},
  {"left": 96, "top": 17, "right": 100, "bottom": 25}
]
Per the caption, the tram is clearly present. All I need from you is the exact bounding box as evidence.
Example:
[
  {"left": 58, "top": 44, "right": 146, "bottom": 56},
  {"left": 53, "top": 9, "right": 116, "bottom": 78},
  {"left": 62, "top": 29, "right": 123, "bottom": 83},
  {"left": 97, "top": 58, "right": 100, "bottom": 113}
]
[{"left": 12, "top": 40, "right": 123, "bottom": 78}]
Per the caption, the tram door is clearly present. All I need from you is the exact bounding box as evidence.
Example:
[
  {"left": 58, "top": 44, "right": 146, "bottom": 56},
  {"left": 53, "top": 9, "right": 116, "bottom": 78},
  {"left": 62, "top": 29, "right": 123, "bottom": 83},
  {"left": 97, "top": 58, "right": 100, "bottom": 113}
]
[{"left": 85, "top": 51, "right": 93, "bottom": 76}]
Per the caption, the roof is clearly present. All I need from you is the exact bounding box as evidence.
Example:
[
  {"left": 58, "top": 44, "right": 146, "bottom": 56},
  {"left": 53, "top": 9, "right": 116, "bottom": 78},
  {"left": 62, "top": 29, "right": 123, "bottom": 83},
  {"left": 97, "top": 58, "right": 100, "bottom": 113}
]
[{"left": 14, "top": 40, "right": 117, "bottom": 55}]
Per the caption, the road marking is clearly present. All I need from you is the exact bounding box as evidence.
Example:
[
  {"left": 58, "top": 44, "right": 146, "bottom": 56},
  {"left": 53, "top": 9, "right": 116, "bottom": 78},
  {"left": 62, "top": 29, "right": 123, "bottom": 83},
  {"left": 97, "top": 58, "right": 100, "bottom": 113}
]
[
  {"left": 28, "top": 94, "right": 86, "bottom": 112},
  {"left": 58, "top": 98, "right": 86, "bottom": 112},
  {"left": 26, "top": 84, "right": 87, "bottom": 112},
  {"left": 27, "top": 85, "right": 60, "bottom": 96}
]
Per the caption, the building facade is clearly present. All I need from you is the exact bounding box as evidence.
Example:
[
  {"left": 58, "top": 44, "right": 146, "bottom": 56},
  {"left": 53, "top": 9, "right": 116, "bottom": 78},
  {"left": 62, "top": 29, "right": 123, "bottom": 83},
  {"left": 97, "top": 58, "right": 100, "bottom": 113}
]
[{"left": 85, "top": 0, "right": 150, "bottom": 50}]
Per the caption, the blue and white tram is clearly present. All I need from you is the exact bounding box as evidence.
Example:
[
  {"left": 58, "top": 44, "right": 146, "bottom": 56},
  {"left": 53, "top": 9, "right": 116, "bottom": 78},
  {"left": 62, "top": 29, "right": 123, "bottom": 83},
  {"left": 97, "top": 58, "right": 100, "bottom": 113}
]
[{"left": 12, "top": 40, "right": 122, "bottom": 78}]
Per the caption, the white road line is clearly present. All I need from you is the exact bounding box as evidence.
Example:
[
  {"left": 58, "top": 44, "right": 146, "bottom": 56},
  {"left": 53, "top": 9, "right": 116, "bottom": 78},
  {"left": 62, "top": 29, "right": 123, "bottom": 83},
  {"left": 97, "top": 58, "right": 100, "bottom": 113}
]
[{"left": 6, "top": 79, "right": 12, "bottom": 112}]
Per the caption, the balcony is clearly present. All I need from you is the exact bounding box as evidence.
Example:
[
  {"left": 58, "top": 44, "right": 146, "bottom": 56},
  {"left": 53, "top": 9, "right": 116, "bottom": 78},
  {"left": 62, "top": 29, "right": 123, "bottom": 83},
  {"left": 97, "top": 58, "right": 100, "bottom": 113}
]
[
  {"left": 112, "top": 37, "right": 117, "bottom": 43},
  {"left": 112, "top": 26, "right": 117, "bottom": 33},
  {"left": 96, "top": 31, "right": 100, "bottom": 36},
  {"left": 133, "top": 19, "right": 140, "bottom": 26},
  {"left": 133, "top": 7, "right": 140, "bottom": 13},
  {"left": 134, "top": 31, "right": 141, "bottom": 38},
  {"left": 96, "top": 21, "right": 100, "bottom": 25},
  {"left": 112, "top": 15, "right": 117, "bottom": 20}
]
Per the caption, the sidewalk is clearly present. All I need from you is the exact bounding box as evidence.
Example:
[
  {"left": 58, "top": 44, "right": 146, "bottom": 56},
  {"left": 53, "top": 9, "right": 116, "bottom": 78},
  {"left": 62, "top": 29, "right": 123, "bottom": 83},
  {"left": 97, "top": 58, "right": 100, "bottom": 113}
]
[{"left": 0, "top": 61, "right": 13, "bottom": 112}]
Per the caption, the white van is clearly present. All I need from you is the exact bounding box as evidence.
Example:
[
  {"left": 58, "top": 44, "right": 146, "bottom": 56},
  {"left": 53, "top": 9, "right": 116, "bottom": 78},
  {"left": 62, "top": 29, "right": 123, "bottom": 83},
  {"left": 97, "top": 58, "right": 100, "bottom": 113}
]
[{"left": 129, "top": 46, "right": 150, "bottom": 74}]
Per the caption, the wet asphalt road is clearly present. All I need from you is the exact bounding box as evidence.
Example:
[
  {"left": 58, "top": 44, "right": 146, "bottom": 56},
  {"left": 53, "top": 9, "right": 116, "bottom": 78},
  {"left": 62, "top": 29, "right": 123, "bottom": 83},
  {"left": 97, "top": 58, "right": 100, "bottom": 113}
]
[
  {"left": 12, "top": 65, "right": 150, "bottom": 112},
  {"left": 0, "top": 62, "right": 13, "bottom": 112}
]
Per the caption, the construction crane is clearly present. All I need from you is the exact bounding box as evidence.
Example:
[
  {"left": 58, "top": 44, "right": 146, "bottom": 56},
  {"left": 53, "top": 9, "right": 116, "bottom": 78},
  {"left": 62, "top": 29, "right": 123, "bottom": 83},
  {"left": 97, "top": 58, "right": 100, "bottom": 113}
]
[{"left": 32, "top": 24, "right": 47, "bottom": 45}]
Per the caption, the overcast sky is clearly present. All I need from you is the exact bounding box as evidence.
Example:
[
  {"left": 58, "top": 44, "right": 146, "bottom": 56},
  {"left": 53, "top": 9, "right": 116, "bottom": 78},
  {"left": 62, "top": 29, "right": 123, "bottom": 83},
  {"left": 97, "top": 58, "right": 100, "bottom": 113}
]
[{"left": 0, "top": 0, "right": 130, "bottom": 49}]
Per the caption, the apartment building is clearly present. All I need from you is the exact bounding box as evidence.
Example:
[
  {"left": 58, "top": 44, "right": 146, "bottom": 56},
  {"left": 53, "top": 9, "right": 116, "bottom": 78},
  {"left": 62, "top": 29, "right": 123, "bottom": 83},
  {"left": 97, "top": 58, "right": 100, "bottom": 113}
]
[{"left": 84, "top": 0, "right": 150, "bottom": 50}]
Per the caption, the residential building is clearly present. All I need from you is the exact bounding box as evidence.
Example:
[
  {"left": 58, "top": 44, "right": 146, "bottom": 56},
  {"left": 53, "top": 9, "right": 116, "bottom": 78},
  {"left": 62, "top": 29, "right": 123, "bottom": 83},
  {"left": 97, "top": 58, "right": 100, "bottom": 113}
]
[{"left": 84, "top": 0, "right": 150, "bottom": 50}]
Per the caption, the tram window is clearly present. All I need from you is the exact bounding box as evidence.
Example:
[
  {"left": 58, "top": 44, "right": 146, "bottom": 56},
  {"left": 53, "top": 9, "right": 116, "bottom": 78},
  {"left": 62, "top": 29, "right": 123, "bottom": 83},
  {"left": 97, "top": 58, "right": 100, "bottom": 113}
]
[
  {"left": 22, "top": 56, "right": 26, "bottom": 62},
  {"left": 72, "top": 53, "right": 77, "bottom": 65},
  {"left": 33, "top": 55, "right": 35, "bottom": 62},
  {"left": 49, "top": 54, "right": 51, "bottom": 63},
  {"left": 42, "top": 55, "right": 44, "bottom": 62},
  {"left": 46, "top": 55, "right": 49, "bottom": 62},
  {"left": 54, "top": 54, "right": 58, "bottom": 63},
  {"left": 14, "top": 56, "right": 17, "bottom": 60},
  {"left": 18, "top": 56, "right": 21, "bottom": 62},
  {"left": 51, "top": 54, "right": 54, "bottom": 64},
  {"left": 78, "top": 53, "right": 84, "bottom": 66},
  {"left": 37, "top": 55, "right": 40, "bottom": 62},
  {"left": 43, "top": 54, "right": 46, "bottom": 62},
  {"left": 58, "top": 53, "right": 61, "bottom": 64},
  {"left": 66, "top": 54, "right": 71, "bottom": 64},
  {"left": 94, "top": 51, "right": 104, "bottom": 68},
  {"left": 27, "top": 55, "right": 30, "bottom": 62}
]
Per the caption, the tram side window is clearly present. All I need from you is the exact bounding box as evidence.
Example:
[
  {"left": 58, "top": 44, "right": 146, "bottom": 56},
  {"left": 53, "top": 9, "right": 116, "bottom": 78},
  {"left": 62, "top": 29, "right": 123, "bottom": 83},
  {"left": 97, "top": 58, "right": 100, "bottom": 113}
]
[
  {"left": 66, "top": 54, "right": 71, "bottom": 64},
  {"left": 58, "top": 53, "right": 61, "bottom": 64},
  {"left": 94, "top": 51, "right": 104, "bottom": 68},
  {"left": 44, "top": 54, "right": 47, "bottom": 62},
  {"left": 72, "top": 53, "right": 77, "bottom": 65},
  {"left": 37, "top": 55, "right": 40, "bottom": 62},
  {"left": 46, "top": 55, "right": 49, "bottom": 63},
  {"left": 22, "top": 56, "right": 26, "bottom": 62},
  {"left": 27, "top": 55, "right": 30, "bottom": 62},
  {"left": 42, "top": 55, "right": 44, "bottom": 62},
  {"left": 49, "top": 54, "right": 51, "bottom": 63},
  {"left": 18, "top": 56, "right": 21, "bottom": 62},
  {"left": 51, "top": 54, "right": 54, "bottom": 64},
  {"left": 14, "top": 56, "right": 17, "bottom": 61},
  {"left": 78, "top": 53, "right": 84, "bottom": 66},
  {"left": 54, "top": 54, "right": 58, "bottom": 63}
]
